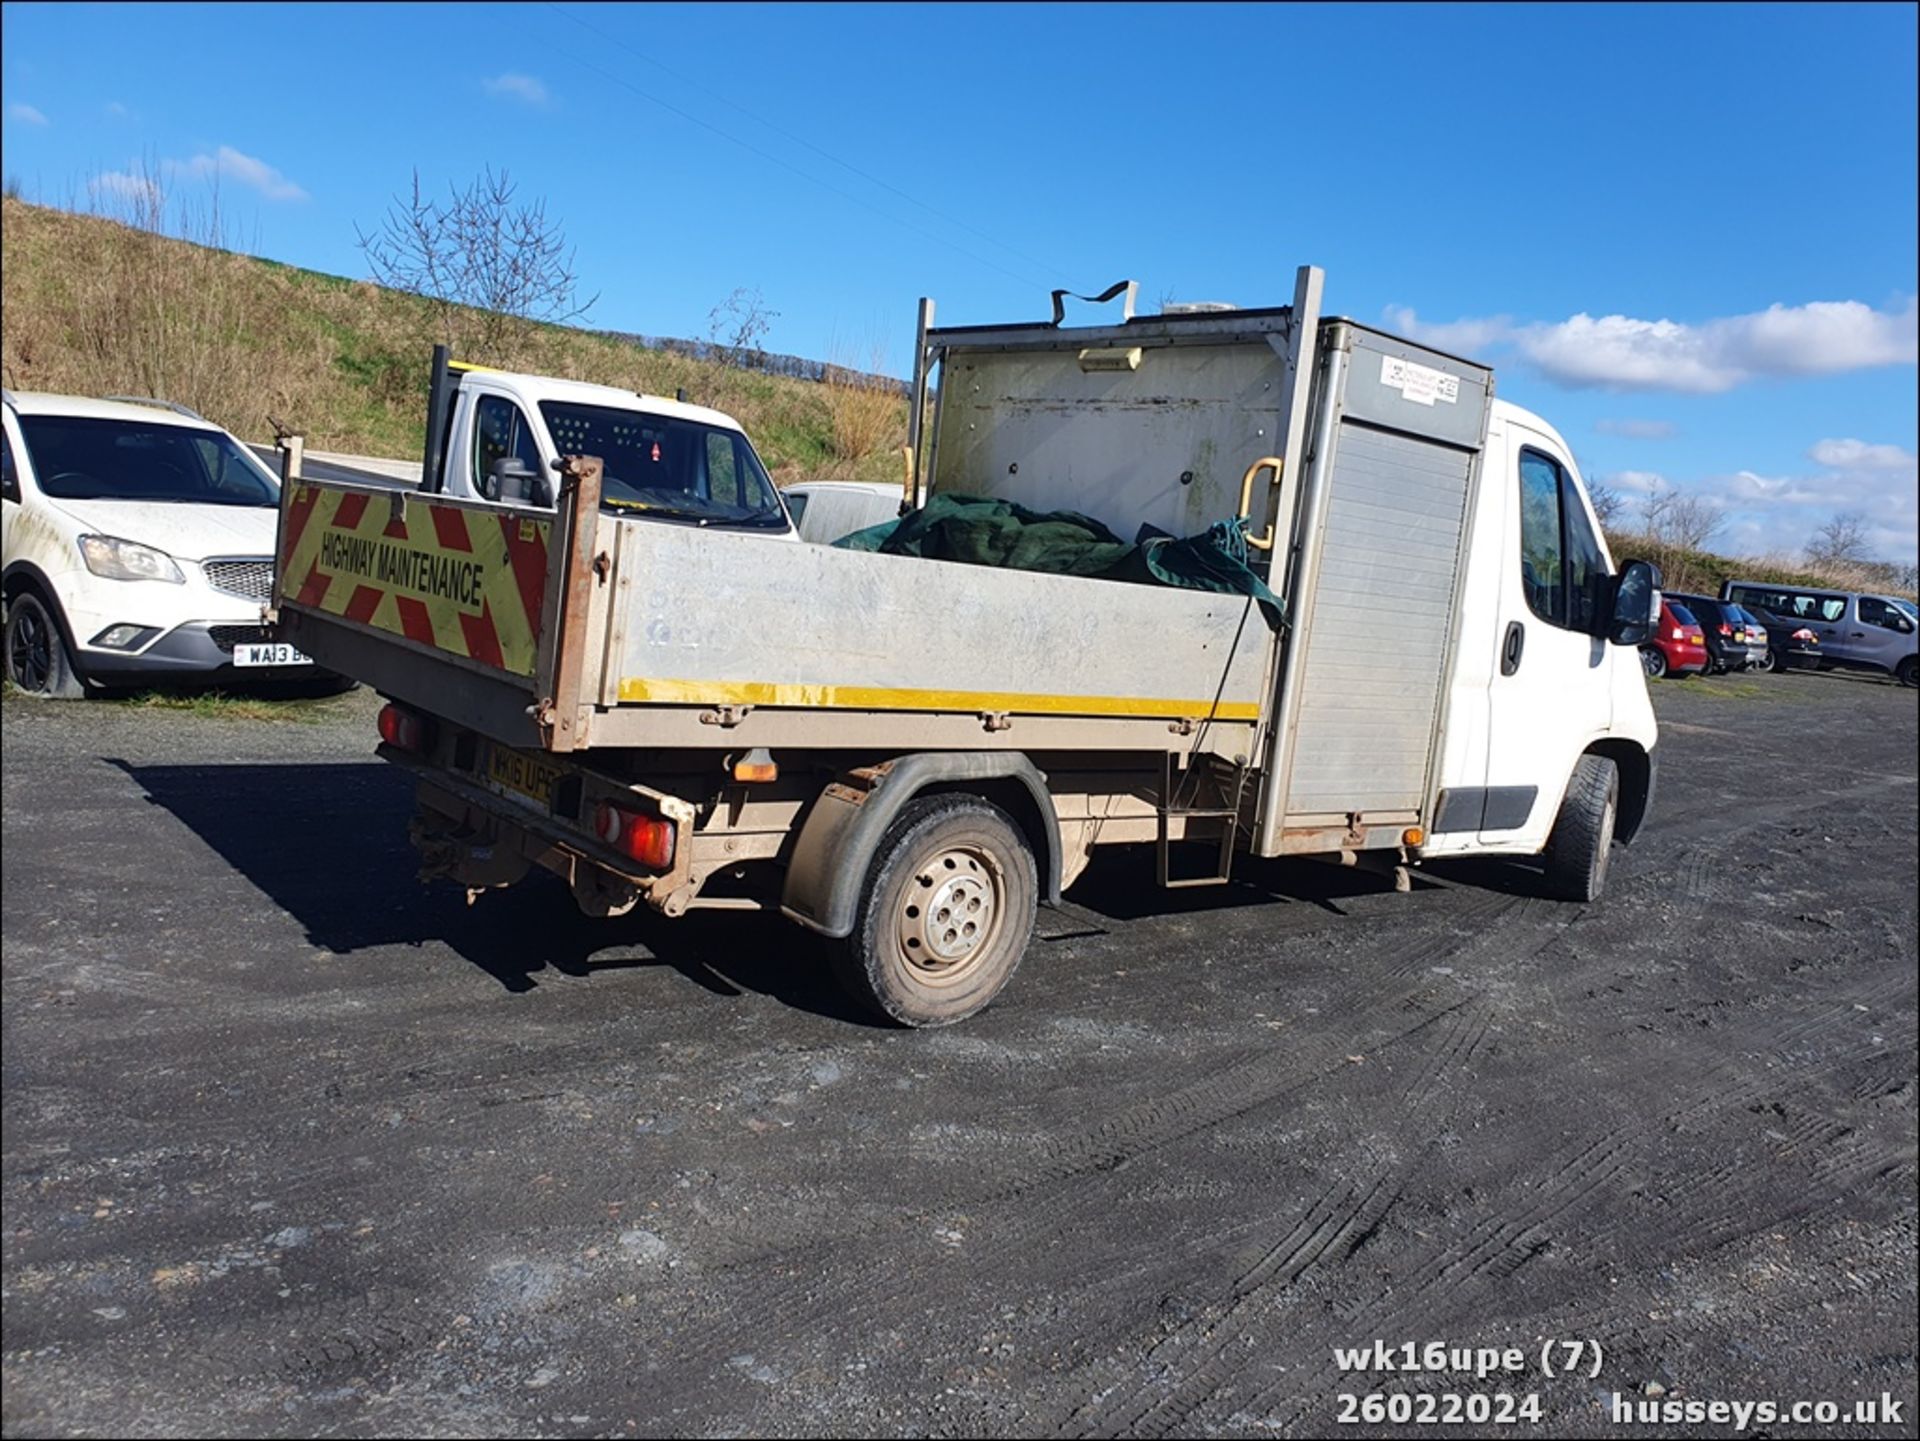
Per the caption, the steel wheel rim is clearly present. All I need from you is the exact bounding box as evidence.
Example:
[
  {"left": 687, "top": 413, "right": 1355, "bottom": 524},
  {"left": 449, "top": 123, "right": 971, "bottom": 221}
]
[
  {"left": 894, "top": 843, "right": 1005, "bottom": 987},
  {"left": 8, "top": 608, "right": 51, "bottom": 692}
]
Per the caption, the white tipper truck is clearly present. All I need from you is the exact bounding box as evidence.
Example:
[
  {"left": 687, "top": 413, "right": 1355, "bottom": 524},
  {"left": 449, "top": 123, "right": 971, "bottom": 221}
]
[{"left": 271, "top": 266, "right": 1661, "bottom": 1026}]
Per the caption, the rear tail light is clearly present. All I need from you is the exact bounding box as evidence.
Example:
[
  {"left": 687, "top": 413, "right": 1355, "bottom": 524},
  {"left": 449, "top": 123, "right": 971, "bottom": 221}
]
[
  {"left": 1671, "top": 627, "right": 1684, "bottom": 640},
  {"left": 1718, "top": 623, "right": 1732, "bottom": 636},
  {"left": 593, "top": 801, "right": 676, "bottom": 870},
  {"left": 378, "top": 703, "right": 430, "bottom": 753},
  {"left": 1793, "top": 628, "right": 1817, "bottom": 642}
]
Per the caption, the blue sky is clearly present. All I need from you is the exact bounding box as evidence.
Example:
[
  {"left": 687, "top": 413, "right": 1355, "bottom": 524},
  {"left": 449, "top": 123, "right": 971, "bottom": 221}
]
[{"left": 4, "top": 1, "right": 1916, "bottom": 561}]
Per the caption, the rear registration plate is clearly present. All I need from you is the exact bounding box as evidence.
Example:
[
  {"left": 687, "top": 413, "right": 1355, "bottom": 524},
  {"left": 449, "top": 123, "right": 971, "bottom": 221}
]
[
  {"left": 233, "top": 642, "right": 311, "bottom": 667},
  {"left": 486, "top": 745, "right": 563, "bottom": 809}
]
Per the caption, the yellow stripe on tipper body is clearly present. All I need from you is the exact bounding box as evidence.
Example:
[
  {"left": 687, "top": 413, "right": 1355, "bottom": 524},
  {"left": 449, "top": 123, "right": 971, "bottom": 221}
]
[{"left": 617, "top": 676, "right": 1260, "bottom": 721}]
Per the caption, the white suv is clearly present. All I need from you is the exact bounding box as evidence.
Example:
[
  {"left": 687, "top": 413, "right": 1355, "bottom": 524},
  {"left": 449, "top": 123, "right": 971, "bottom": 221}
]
[{"left": 1, "top": 390, "right": 321, "bottom": 698}]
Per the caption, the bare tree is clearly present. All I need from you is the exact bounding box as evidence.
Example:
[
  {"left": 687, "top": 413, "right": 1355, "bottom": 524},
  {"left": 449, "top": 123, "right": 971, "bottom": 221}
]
[
  {"left": 1639, "top": 484, "right": 1721, "bottom": 551},
  {"left": 1806, "top": 511, "right": 1871, "bottom": 568},
  {"left": 1586, "top": 477, "right": 1627, "bottom": 528},
  {"left": 357, "top": 168, "right": 596, "bottom": 356},
  {"left": 1662, "top": 494, "right": 1723, "bottom": 551},
  {"left": 707, "top": 287, "right": 777, "bottom": 370}
]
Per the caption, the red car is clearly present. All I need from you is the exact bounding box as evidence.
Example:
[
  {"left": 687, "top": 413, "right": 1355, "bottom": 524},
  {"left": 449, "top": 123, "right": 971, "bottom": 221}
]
[{"left": 1641, "top": 599, "right": 1708, "bottom": 679}]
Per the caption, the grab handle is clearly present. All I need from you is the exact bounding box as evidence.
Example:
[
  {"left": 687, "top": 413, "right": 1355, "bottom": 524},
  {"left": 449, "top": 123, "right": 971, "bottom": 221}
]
[{"left": 1237, "top": 456, "right": 1285, "bottom": 551}]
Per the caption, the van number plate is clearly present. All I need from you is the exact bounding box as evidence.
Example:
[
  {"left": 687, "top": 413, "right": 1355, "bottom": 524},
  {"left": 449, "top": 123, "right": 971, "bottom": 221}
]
[{"left": 486, "top": 745, "right": 562, "bottom": 808}]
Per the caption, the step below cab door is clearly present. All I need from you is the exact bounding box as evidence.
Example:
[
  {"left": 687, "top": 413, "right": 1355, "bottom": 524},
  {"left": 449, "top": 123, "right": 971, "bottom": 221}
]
[{"left": 1478, "top": 418, "right": 1615, "bottom": 846}]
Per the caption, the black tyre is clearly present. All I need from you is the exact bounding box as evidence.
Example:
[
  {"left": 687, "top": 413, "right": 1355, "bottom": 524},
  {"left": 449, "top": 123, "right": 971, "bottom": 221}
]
[
  {"left": 1754, "top": 648, "right": 1778, "bottom": 674},
  {"left": 1640, "top": 646, "right": 1668, "bottom": 680},
  {"left": 1541, "top": 754, "right": 1618, "bottom": 903},
  {"left": 4, "top": 592, "right": 86, "bottom": 700},
  {"left": 831, "top": 794, "right": 1037, "bottom": 1027},
  {"left": 1898, "top": 657, "right": 1917, "bottom": 689}
]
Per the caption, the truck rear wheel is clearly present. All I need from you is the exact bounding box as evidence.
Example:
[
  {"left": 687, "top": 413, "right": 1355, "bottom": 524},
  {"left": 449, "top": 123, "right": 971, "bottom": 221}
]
[
  {"left": 832, "top": 794, "right": 1036, "bottom": 1027},
  {"left": 1541, "top": 753, "right": 1618, "bottom": 903}
]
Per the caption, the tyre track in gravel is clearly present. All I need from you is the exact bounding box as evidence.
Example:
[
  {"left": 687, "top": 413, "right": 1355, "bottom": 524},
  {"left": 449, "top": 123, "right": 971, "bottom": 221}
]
[
  {"left": 49, "top": 883, "right": 1536, "bottom": 1404},
  {"left": 1058, "top": 1002, "right": 1497, "bottom": 1439},
  {"left": 1211, "top": 977, "right": 1915, "bottom": 1434},
  {"left": 552, "top": 891, "right": 1571, "bottom": 1420}
]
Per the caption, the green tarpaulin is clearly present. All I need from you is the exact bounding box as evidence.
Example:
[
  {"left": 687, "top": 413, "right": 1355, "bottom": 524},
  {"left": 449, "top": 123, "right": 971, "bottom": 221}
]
[{"left": 833, "top": 494, "right": 1284, "bottom": 627}]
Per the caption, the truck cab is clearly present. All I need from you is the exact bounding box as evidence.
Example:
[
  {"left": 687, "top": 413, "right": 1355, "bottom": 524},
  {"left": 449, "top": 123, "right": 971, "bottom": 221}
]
[{"left": 427, "top": 362, "right": 797, "bottom": 540}]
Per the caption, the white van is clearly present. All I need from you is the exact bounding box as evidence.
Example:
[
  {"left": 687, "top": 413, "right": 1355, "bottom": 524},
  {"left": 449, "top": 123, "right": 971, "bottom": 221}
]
[{"left": 276, "top": 269, "right": 1662, "bottom": 1027}]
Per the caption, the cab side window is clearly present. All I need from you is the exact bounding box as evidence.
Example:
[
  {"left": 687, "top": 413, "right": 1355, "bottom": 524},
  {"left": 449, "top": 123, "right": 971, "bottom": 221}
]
[
  {"left": 704, "top": 432, "right": 742, "bottom": 507},
  {"left": 1859, "top": 597, "right": 1909, "bottom": 630},
  {"left": 1518, "top": 452, "right": 1565, "bottom": 625},
  {"left": 1, "top": 427, "right": 18, "bottom": 502},
  {"left": 1518, "top": 449, "right": 1608, "bottom": 632},
  {"left": 472, "top": 396, "right": 543, "bottom": 498}
]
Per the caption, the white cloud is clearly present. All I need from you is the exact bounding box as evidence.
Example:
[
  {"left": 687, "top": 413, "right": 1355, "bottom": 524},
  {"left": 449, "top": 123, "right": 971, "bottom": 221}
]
[
  {"left": 88, "top": 169, "right": 163, "bottom": 206},
  {"left": 1379, "top": 305, "right": 1513, "bottom": 357},
  {"left": 175, "top": 146, "right": 307, "bottom": 201},
  {"left": 1383, "top": 296, "right": 1919, "bottom": 394},
  {"left": 1601, "top": 469, "right": 1667, "bottom": 496},
  {"left": 8, "top": 102, "right": 49, "bottom": 126},
  {"left": 105, "top": 100, "right": 132, "bottom": 120},
  {"left": 483, "top": 72, "right": 549, "bottom": 105},
  {"left": 1595, "top": 418, "right": 1678, "bottom": 440},
  {"left": 1595, "top": 435, "right": 1919, "bottom": 564},
  {"left": 1807, "top": 438, "right": 1916, "bottom": 471}
]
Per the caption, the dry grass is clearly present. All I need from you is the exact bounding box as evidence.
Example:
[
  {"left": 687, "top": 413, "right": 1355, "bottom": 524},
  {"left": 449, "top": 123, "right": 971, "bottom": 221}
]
[
  {"left": 1606, "top": 528, "right": 1917, "bottom": 601},
  {"left": 1, "top": 196, "right": 899, "bottom": 481},
  {"left": 821, "top": 334, "right": 907, "bottom": 473}
]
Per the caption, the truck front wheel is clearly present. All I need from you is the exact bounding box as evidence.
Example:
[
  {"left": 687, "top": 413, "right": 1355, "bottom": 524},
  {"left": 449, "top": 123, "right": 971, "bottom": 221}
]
[
  {"left": 1541, "top": 753, "right": 1618, "bottom": 903},
  {"left": 832, "top": 794, "right": 1037, "bottom": 1027}
]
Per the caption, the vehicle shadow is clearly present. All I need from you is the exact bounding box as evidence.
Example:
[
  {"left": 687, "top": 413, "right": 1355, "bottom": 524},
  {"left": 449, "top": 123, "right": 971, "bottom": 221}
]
[{"left": 107, "top": 759, "right": 868, "bottom": 1024}]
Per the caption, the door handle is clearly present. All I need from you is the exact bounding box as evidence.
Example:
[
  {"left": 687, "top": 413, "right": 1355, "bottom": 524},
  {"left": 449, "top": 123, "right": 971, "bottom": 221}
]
[
  {"left": 1236, "top": 456, "right": 1284, "bottom": 551},
  {"left": 1501, "top": 620, "right": 1525, "bottom": 676}
]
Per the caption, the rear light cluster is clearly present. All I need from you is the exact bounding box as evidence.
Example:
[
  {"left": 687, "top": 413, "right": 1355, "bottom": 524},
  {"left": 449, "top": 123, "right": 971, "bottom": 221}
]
[
  {"left": 378, "top": 703, "right": 431, "bottom": 753},
  {"left": 1718, "top": 623, "right": 1733, "bottom": 636},
  {"left": 594, "top": 801, "right": 676, "bottom": 870},
  {"left": 1671, "top": 627, "right": 1685, "bottom": 640}
]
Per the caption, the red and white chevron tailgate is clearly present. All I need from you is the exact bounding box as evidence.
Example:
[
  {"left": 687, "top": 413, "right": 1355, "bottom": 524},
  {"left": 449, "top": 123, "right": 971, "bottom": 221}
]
[{"left": 277, "top": 485, "right": 552, "bottom": 677}]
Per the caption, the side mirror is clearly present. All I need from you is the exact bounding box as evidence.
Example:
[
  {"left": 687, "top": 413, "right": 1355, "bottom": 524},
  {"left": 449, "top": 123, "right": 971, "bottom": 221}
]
[
  {"left": 488, "top": 455, "right": 551, "bottom": 507},
  {"left": 1608, "top": 559, "right": 1661, "bottom": 646}
]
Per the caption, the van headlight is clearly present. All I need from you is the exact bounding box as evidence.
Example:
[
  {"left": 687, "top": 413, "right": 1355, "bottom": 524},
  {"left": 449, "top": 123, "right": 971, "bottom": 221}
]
[{"left": 78, "top": 535, "right": 186, "bottom": 584}]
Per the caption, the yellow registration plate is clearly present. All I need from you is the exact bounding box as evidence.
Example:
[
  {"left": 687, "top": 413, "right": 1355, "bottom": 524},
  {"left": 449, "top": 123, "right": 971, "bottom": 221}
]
[{"left": 486, "top": 745, "right": 563, "bottom": 809}]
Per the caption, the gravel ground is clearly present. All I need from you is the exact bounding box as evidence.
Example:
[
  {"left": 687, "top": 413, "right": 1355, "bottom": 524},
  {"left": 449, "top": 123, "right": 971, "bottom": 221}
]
[{"left": 2, "top": 672, "right": 1915, "bottom": 1438}]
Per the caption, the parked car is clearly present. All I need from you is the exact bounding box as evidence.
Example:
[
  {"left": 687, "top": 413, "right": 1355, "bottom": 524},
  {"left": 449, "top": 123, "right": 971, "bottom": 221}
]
[
  {"left": 1668, "top": 593, "right": 1761, "bottom": 674},
  {"left": 1, "top": 390, "right": 336, "bottom": 698},
  {"left": 1727, "top": 604, "right": 1772, "bottom": 670},
  {"left": 1726, "top": 597, "right": 1822, "bottom": 673},
  {"left": 1722, "top": 579, "right": 1918, "bottom": 687},
  {"left": 782, "top": 480, "right": 905, "bottom": 544},
  {"left": 1641, "top": 598, "right": 1708, "bottom": 679}
]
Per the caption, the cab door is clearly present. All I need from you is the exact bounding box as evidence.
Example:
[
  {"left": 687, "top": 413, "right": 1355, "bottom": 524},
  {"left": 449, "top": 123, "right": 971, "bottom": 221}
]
[
  {"left": 1853, "top": 596, "right": 1916, "bottom": 669},
  {"left": 1479, "top": 420, "right": 1615, "bottom": 845}
]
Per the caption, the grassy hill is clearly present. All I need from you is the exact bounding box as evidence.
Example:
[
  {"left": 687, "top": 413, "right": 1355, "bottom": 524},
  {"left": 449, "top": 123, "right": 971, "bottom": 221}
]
[{"left": 0, "top": 197, "right": 905, "bottom": 481}]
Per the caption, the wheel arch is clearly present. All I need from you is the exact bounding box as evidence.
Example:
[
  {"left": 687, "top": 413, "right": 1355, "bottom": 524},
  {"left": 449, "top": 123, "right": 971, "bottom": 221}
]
[
  {"left": 2, "top": 560, "right": 85, "bottom": 656},
  {"left": 781, "top": 753, "right": 1062, "bottom": 938}
]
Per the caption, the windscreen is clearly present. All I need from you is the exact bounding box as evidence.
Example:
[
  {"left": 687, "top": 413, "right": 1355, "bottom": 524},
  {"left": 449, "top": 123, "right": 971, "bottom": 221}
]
[
  {"left": 20, "top": 416, "right": 278, "bottom": 506},
  {"left": 539, "top": 402, "right": 788, "bottom": 530}
]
